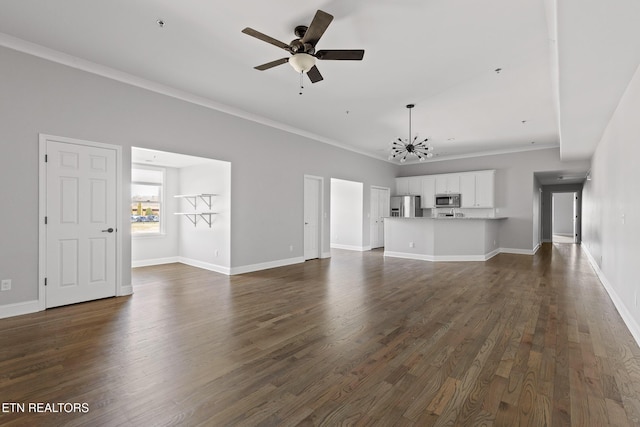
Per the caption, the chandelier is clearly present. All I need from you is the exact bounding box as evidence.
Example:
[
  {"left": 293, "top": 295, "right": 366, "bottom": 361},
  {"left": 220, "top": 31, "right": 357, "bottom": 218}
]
[{"left": 389, "top": 104, "right": 434, "bottom": 163}]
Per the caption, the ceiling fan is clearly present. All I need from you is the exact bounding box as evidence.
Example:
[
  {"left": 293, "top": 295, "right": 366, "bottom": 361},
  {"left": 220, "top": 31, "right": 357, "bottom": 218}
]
[{"left": 241, "top": 9, "right": 365, "bottom": 83}]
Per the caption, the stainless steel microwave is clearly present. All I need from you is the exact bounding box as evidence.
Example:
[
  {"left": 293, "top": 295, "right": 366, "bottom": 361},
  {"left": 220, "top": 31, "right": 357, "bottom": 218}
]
[{"left": 435, "top": 194, "right": 461, "bottom": 208}]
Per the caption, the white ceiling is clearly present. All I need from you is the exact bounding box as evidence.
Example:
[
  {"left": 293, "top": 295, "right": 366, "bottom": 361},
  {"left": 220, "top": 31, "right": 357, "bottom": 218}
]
[{"left": 1, "top": 0, "right": 639, "bottom": 165}]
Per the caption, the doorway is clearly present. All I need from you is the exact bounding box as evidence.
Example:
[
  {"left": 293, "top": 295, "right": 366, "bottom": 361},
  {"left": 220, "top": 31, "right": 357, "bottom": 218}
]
[
  {"left": 130, "top": 147, "right": 231, "bottom": 275},
  {"left": 330, "top": 178, "right": 364, "bottom": 251},
  {"left": 552, "top": 192, "right": 578, "bottom": 243},
  {"left": 304, "top": 175, "right": 323, "bottom": 260},
  {"left": 370, "top": 186, "right": 390, "bottom": 249}
]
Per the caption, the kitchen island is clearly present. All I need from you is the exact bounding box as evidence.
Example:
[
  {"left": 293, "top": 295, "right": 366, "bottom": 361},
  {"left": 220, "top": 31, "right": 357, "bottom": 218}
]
[{"left": 384, "top": 216, "right": 507, "bottom": 262}]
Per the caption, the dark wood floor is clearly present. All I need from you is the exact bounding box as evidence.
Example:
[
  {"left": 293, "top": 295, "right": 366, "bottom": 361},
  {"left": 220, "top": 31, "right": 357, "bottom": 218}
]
[{"left": 1, "top": 244, "right": 640, "bottom": 426}]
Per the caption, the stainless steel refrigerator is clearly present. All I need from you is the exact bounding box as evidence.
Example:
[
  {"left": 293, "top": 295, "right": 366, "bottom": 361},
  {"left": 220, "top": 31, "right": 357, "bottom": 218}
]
[{"left": 390, "top": 196, "right": 422, "bottom": 217}]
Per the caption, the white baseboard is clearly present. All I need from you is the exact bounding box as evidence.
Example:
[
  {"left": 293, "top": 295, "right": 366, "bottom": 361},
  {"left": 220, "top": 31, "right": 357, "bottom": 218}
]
[
  {"left": 330, "top": 243, "right": 369, "bottom": 252},
  {"left": 179, "top": 257, "right": 231, "bottom": 275},
  {"left": 230, "top": 256, "right": 304, "bottom": 275},
  {"left": 583, "top": 247, "right": 640, "bottom": 348},
  {"left": 384, "top": 251, "right": 433, "bottom": 261},
  {"left": 132, "top": 256, "right": 180, "bottom": 268},
  {"left": 0, "top": 300, "right": 41, "bottom": 319},
  {"left": 384, "top": 250, "right": 499, "bottom": 262},
  {"left": 499, "top": 247, "right": 536, "bottom": 255},
  {"left": 532, "top": 243, "right": 541, "bottom": 254}
]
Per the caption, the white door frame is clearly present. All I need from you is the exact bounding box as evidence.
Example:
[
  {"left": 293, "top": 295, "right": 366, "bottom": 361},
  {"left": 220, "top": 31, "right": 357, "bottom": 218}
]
[
  {"left": 38, "top": 134, "right": 124, "bottom": 311},
  {"left": 303, "top": 175, "right": 324, "bottom": 260}
]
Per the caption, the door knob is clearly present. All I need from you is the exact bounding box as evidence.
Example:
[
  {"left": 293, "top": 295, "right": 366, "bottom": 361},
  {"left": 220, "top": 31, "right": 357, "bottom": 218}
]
[{"left": 102, "top": 228, "right": 114, "bottom": 233}]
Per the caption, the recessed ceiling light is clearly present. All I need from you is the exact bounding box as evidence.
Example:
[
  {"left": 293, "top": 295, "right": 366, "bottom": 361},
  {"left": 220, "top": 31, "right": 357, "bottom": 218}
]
[
  {"left": 531, "top": 141, "right": 535, "bottom": 144},
  {"left": 157, "top": 19, "right": 165, "bottom": 28},
  {"left": 521, "top": 120, "right": 527, "bottom": 124},
  {"left": 494, "top": 68, "right": 502, "bottom": 74},
  {"left": 447, "top": 138, "right": 455, "bottom": 141}
]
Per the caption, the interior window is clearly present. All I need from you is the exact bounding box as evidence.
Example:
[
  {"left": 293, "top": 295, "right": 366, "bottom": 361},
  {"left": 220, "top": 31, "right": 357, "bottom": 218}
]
[{"left": 131, "top": 166, "right": 164, "bottom": 235}]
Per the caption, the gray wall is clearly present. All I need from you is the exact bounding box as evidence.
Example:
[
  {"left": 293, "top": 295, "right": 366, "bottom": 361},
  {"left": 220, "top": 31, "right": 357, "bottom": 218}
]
[
  {"left": 399, "top": 149, "right": 590, "bottom": 252},
  {"left": 0, "top": 46, "right": 397, "bottom": 308},
  {"left": 178, "top": 161, "right": 231, "bottom": 271},
  {"left": 582, "top": 61, "right": 640, "bottom": 341}
]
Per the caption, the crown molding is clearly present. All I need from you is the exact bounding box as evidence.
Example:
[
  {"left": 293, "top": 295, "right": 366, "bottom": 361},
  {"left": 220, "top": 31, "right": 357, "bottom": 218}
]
[{"left": 0, "top": 32, "right": 384, "bottom": 162}]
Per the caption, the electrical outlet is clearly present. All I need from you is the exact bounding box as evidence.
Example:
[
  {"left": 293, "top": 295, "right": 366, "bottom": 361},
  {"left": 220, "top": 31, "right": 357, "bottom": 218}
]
[
  {"left": 289, "top": 245, "right": 293, "bottom": 252},
  {"left": 1, "top": 279, "right": 11, "bottom": 291},
  {"left": 215, "top": 250, "right": 219, "bottom": 257},
  {"left": 409, "top": 242, "right": 415, "bottom": 248}
]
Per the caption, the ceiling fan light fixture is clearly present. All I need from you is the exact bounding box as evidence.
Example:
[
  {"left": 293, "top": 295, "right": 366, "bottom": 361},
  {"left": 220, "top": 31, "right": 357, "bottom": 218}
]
[{"left": 289, "top": 53, "right": 316, "bottom": 73}]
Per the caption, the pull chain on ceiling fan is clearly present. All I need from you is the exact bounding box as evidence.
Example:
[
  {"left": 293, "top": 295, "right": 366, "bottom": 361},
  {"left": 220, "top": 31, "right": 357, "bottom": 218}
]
[{"left": 242, "top": 10, "right": 365, "bottom": 92}]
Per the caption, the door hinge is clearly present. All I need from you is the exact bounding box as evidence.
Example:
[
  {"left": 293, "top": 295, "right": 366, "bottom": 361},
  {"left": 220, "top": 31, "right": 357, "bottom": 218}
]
[
  {"left": 44, "top": 154, "right": 48, "bottom": 162},
  {"left": 44, "top": 216, "right": 47, "bottom": 224},
  {"left": 44, "top": 277, "right": 47, "bottom": 286}
]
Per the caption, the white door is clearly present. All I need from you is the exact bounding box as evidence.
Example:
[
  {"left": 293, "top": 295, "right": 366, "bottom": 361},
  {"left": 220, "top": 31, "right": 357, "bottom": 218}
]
[
  {"left": 370, "top": 187, "right": 389, "bottom": 249},
  {"left": 45, "top": 139, "right": 117, "bottom": 308},
  {"left": 304, "top": 176, "right": 322, "bottom": 260}
]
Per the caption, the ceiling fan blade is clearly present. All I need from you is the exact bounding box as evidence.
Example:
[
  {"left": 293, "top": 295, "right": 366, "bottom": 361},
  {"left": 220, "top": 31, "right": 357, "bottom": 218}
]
[
  {"left": 242, "top": 27, "right": 290, "bottom": 51},
  {"left": 301, "top": 10, "right": 334, "bottom": 46},
  {"left": 307, "top": 65, "right": 324, "bottom": 83},
  {"left": 254, "top": 58, "right": 289, "bottom": 71},
  {"left": 316, "top": 49, "right": 365, "bottom": 60}
]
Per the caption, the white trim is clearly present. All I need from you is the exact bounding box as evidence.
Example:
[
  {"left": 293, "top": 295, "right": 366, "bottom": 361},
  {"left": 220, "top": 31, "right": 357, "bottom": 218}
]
[
  {"left": 230, "top": 257, "right": 305, "bottom": 275},
  {"left": 321, "top": 251, "right": 332, "bottom": 259},
  {"left": 38, "top": 134, "right": 123, "bottom": 309},
  {"left": 499, "top": 247, "right": 536, "bottom": 255},
  {"left": 583, "top": 247, "right": 640, "bottom": 347},
  {"left": 0, "top": 300, "right": 40, "bottom": 319},
  {"left": 118, "top": 284, "right": 133, "bottom": 296},
  {"left": 384, "top": 248, "right": 499, "bottom": 262},
  {"left": 384, "top": 251, "right": 433, "bottom": 261},
  {"left": 330, "top": 243, "right": 369, "bottom": 252},
  {"left": 178, "top": 257, "right": 231, "bottom": 275},
  {"left": 532, "top": 243, "right": 541, "bottom": 254},
  {"left": 394, "top": 144, "right": 560, "bottom": 166},
  {"left": 132, "top": 257, "right": 180, "bottom": 268}
]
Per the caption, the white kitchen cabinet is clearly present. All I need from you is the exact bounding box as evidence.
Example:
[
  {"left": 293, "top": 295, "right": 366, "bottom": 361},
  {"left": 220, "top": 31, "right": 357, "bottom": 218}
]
[
  {"left": 396, "top": 177, "right": 409, "bottom": 195},
  {"left": 421, "top": 176, "right": 436, "bottom": 208},
  {"left": 475, "top": 170, "right": 495, "bottom": 207},
  {"left": 459, "top": 170, "right": 495, "bottom": 207},
  {"left": 459, "top": 174, "right": 476, "bottom": 207},
  {"left": 408, "top": 176, "right": 422, "bottom": 195},
  {"left": 395, "top": 176, "right": 422, "bottom": 195},
  {"left": 435, "top": 174, "right": 460, "bottom": 194}
]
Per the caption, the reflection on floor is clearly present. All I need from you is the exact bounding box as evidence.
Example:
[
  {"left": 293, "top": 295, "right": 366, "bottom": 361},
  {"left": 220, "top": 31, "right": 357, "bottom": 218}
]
[{"left": 552, "top": 234, "right": 574, "bottom": 244}]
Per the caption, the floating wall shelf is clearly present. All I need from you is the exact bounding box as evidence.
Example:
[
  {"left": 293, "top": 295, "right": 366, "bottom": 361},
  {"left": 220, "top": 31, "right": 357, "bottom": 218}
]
[
  {"left": 174, "top": 212, "right": 216, "bottom": 228},
  {"left": 174, "top": 194, "right": 217, "bottom": 227},
  {"left": 174, "top": 194, "right": 217, "bottom": 210}
]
